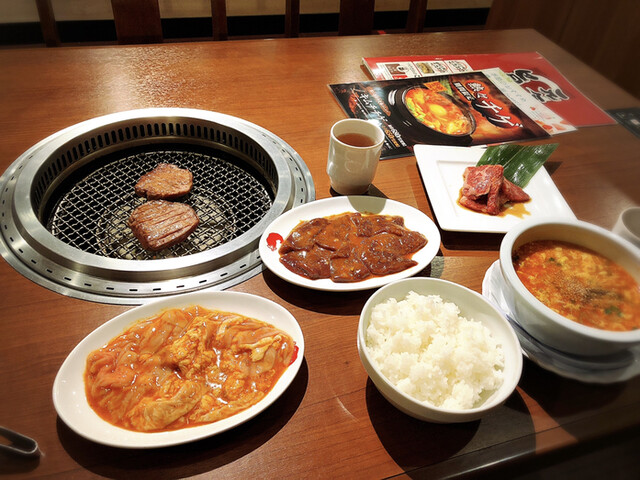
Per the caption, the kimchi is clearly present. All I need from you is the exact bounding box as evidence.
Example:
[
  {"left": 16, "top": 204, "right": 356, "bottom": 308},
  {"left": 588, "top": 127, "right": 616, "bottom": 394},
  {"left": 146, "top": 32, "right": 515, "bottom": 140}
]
[{"left": 85, "top": 306, "right": 296, "bottom": 432}]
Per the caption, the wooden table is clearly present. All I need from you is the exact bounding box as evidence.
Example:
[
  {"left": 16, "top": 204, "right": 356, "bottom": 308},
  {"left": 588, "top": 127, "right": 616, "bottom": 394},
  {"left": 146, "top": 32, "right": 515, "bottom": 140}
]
[{"left": 1, "top": 29, "right": 639, "bottom": 478}]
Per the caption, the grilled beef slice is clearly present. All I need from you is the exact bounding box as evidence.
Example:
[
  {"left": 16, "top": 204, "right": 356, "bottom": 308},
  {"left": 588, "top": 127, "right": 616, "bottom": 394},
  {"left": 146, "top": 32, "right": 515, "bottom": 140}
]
[
  {"left": 134, "top": 163, "right": 194, "bottom": 200},
  {"left": 128, "top": 200, "right": 199, "bottom": 251}
]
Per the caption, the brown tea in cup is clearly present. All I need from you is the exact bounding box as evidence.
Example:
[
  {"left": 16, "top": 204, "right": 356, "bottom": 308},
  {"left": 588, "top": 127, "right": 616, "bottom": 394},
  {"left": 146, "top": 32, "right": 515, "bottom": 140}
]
[
  {"left": 327, "top": 119, "right": 385, "bottom": 195},
  {"left": 336, "top": 132, "right": 376, "bottom": 148}
]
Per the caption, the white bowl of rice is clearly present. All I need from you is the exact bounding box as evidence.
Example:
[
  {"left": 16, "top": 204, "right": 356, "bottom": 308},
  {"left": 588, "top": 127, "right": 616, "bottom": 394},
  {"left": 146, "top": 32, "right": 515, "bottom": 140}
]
[{"left": 358, "top": 277, "right": 522, "bottom": 423}]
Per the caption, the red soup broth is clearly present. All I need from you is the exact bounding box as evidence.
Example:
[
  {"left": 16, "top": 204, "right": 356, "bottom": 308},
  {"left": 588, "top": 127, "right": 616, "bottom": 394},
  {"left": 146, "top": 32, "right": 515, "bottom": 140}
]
[{"left": 512, "top": 240, "right": 640, "bottom": 331}]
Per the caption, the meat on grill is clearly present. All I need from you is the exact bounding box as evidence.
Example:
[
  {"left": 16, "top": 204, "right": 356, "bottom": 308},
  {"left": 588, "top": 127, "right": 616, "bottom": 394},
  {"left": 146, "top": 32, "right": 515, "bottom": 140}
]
[
  {"left": 459, "top": 165, "right": 530, "bottom": 215},
  {"left": 128, "top": 200, "right": 199, "bottom": 251},
  {"left": 134, "top": 163, "right": 194, "bottom": 200}
]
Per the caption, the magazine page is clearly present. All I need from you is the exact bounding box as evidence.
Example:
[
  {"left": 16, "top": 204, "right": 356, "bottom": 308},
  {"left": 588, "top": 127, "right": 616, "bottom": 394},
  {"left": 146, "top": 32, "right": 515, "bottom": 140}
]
[
  {"left": 362, "top": 52, "right": 615, "bottom": 127},
  {"left": 330, "top": 69, "right": 564, "bottom": 160}
]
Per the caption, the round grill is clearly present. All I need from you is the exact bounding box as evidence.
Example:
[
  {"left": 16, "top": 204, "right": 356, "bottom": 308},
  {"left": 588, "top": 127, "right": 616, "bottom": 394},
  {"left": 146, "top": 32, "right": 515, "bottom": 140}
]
[{"left": 0, "top": 108, "right": 314, "bottom": 304}]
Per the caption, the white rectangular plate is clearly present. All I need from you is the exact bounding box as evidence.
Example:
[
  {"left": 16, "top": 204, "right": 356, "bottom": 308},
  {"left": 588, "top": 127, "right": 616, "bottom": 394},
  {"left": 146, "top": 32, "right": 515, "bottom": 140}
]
[{"left": 415, "top": 145, "right": 575, "bottom": 233}]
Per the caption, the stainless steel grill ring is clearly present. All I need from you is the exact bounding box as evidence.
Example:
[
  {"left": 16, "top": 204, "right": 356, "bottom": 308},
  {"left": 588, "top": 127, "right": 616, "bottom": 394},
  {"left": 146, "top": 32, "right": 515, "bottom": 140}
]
[{"left": 0, "top": 108, "right": 315, "bottom": 304}]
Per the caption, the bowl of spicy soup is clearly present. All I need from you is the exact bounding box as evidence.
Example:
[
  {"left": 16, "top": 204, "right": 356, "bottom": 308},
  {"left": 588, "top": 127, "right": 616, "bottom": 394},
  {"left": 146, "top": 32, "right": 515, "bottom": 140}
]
[{"left": 499, "top": 217, "right": 640, "bottom": 356}]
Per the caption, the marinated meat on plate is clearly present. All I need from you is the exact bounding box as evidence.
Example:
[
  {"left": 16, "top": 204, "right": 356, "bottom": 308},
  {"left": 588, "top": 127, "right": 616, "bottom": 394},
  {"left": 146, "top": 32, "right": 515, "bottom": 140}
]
[
  {"left": 135, "top": 163, "right": 193, "bottom": 200},
  {"left": 278, "top": 218, "right": 330, "bottom": 254},
  {"left": 278, "top": 212, "right": 427, "bottom": 283},
  {"left": 128, "top": 200, "right": 199, "bottom": 251},
  {"left": 500, "top": 176, "right": 531, "bottom": 202},
  {"left": 459, "top": 165, "right": 530, "bottom": 215}
]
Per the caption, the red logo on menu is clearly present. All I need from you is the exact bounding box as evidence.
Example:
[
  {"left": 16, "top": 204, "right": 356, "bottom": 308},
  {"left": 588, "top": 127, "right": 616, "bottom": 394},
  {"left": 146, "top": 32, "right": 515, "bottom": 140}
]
[{"left": 454, "top": 80, "right": 524, "bottom": 129}]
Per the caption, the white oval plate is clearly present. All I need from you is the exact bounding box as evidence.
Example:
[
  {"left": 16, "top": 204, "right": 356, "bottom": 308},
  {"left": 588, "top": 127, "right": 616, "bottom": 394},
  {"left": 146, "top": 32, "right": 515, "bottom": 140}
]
[
  {"left": 52, "top": 291, "right": 304, "bottom": 448},
  {"left": 258, "top": 196, "right": 441, "bottom": 291}
]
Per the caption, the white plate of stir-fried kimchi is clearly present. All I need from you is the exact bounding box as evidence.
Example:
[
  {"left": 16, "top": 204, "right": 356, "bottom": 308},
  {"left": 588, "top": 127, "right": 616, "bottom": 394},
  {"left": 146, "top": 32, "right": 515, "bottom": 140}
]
[
  {"left": 415, "top": 145, "right": 575, "bottom": 233},
  {"left": 259, "top": 196, "right": 441, "bottom": 291},
  {"left": 53, "top": 291, "right": 304, "bottom": 448}
]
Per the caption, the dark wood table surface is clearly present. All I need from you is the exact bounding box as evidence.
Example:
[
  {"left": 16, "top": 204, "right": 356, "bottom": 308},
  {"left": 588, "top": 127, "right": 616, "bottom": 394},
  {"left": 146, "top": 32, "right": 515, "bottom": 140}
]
[{"left": 1, "top": 29, "right": 639, "bottom": 478}]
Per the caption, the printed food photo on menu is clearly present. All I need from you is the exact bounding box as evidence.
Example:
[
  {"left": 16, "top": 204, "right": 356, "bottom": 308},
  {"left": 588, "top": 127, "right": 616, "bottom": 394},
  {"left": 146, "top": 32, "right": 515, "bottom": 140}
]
[{"left": 330, "top": 70, "right": 553, "bottom": 159}]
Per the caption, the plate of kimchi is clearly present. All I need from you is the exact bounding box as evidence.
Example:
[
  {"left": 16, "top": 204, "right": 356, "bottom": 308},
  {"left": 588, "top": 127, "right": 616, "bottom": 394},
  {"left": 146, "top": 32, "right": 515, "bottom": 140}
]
[
  {"left": 53, "top": 291, "right": 304, "bottom": 448},
  {"left": 415, "top": 145, "right": 575, "bottom": 233},
  {"left": 258, "top": 196, "right": 441, "bottom": 291}
]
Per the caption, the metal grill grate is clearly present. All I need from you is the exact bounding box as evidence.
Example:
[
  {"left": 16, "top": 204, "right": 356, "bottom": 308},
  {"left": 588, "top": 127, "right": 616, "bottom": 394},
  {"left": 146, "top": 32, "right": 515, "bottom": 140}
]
[{"left": 48, "top": 149, "right": 272, "bottom": 260}]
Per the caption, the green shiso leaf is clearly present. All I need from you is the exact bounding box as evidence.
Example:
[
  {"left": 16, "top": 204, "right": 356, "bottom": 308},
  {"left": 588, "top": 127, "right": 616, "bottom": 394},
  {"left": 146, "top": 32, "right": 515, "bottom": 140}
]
[{"left": 476, "top": 143, "right": 558, "bottom": 187}]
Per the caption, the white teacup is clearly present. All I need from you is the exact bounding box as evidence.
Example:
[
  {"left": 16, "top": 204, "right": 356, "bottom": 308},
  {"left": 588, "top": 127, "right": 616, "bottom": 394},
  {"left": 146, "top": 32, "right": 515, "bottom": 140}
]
[
  {"left": 327, "top": 119, "right": 385, "bottom": 195},
  {"left": 613, "top": 206, "right": 640, "bottom": 248}
]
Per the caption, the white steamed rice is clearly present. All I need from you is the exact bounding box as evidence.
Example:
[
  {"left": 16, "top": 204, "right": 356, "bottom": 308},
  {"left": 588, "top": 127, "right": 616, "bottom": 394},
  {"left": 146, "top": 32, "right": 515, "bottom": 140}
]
[{"left": 365, "top": 291, "right": 504, "bottom": 410}]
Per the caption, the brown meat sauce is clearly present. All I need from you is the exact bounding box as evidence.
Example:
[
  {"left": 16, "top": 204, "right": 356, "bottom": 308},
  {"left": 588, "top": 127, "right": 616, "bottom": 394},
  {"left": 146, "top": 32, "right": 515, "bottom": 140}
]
[{"left": 278, "top": 212, "right": 427, "bottom": 282}]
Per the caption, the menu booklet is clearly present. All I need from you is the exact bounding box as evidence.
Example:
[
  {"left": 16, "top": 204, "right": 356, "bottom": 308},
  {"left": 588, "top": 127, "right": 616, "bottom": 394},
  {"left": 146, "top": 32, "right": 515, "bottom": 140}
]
[
  {"left": 362, "top": 52, "right": 615, "bottom": 128},
  {"left": 329, "top": 68, "right": 574, "bottom": 160}
]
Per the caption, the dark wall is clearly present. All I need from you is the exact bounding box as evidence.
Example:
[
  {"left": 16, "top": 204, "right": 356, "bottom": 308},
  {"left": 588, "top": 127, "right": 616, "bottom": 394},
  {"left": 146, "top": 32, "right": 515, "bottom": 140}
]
[{"left": 486, "top": 0, "right": 640, "bottom": 99}]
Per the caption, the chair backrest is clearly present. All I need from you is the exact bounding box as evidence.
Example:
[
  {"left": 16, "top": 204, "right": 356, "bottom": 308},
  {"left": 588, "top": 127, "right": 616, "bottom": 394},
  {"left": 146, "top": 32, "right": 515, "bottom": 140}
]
[
  {"left": 405, "top": 0, "right": 428, "bottom": 34},
  {"left": 285, "top": 0, "right": 300, "bottom": 37},
  {"left": 210, "top": 0, "right": 228, "bottom": 41},
  {"left": 111, "top": 0, "right": 302, "bottom": 43},
  {"left": 110, "top": 0, "right": 303, "bottom": 43},
  {"left": 338, "top": 0, "right": 375, "bottom": 36},
  {"left": 338, "top": 0, "right": 428, "bottom": 36},
  {"left": 36, "top": 0, "right": 299, "bottom": 45},
  {"left": 111, "top": 0, "right": 163, "bottom": 44},
  {"left": 35, "top": 0, "right": 59, "bottom": 46},
  {"left": 36, "top": 0, "right": 427, "bottom": 45}
]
